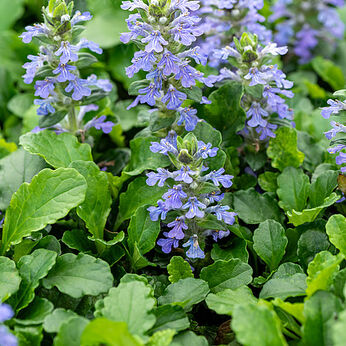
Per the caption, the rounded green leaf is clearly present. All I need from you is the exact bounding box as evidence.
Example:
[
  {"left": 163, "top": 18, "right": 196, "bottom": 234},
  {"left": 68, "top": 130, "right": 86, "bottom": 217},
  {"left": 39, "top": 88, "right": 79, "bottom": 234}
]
[
  {"left": 0, "top": 256, "right": 21, "bottom": 301},
  {"left": 167, "top": 256, "right": 193, "bottom": 284},
  {"left": 326, "top": 214, "right": 346, "bottom": 257}
]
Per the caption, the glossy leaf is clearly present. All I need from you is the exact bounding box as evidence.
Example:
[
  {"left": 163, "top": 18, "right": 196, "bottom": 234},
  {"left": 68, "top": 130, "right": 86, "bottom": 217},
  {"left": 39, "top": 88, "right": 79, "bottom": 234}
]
[
  {"left": 326, "top": 214, "right": 346, "bottom": 257},
  {"left": 167, "top": 256, "right": 193, "bottom": 284}
]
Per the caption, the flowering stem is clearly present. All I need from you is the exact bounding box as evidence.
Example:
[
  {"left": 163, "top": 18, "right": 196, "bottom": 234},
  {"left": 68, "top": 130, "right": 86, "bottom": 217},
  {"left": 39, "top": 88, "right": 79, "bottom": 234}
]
[{"left": 68, "top": 106, "right": 78, "bottom": 133}]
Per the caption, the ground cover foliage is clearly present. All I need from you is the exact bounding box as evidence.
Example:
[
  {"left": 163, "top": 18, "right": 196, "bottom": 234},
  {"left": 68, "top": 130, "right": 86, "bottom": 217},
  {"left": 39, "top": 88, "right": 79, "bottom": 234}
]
[{"left": 0, "top": 0, "right": 345, "bottom": 345}]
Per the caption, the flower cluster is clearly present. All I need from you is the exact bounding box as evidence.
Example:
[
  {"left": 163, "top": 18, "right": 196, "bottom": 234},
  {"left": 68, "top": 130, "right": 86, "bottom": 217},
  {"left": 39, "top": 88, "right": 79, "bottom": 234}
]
[
  {"left": 270, "top": 0, "right": 345, "bottom": 64},
  {"left": 20, "top": 0, "right": 114, "bottom": 134},
  {"left": 199, "top": 0, "right": 272, "bottom": 67},
  {"left": 206, "top": 33, "right": 294, "bottom": 141},
  {"left": 0, "top": 304, "right": 17, "bottom": 346},
  {"left": 120, "top": 0, "right": 211, "bottom": 132},
  {"left": 146, "top": 131, "right": 236, "bottom": 259},
  {"left": 321, "top": 91, "right": 346, "bottom": 174}
]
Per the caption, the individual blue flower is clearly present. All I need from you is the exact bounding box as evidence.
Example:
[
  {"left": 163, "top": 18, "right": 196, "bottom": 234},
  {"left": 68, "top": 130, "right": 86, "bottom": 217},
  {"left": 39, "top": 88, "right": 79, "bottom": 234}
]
[
  {"left": 163, "top": 185, "right": 187, "bottom": 209},
  {"left": 53, "top": 63, "right": 76, "bottom": 82},
  {"left": 205, "top": 229, "right": 230, "bottom": 242},
  {"left": 71, "top": 11, "right": 93, "bottom": 26},
  {"left": 204, "top": 168, "right": 233, "bottom": 188},
  {"left": 324, "top": 121, "right": 346, "bottom": 140},
  {"left": 150, "top": 138, "right": 178, "bottom": 156},
  {"left": 183, "top": 235, "right": 205, "bottom": 259},
  {"left": 209, "top": 205, "right": 237, "bottom": 225},
  {"left": 321, "top": 99, "right": 346, "bottom": 119},
  {"left": 157, "top": 232, "right": 180, "bottom": 254},
  {"left": 34, "top": 78, "right": 56, "bottom": 98},
  {"left": 86, "top": 75, "right": 113, "bottom": 92},
  {"left": 22, "top": 54, "right": 46, "bottom": 84},
  {"left": 206, "top": 191, "right": 224, "bottom": 203},
  {"left": 174, "top": 166, "right": 196, "bottom": 184},
  {"left": 65, "top": 79, "right": 91, "bottom": 101},
  {"left": 84, "top": 116, "right": 115, "bottom": 134},
  {"left": 142, "top": 31, "right": 168, "bottom": 53},
  {"left": 183, "top": 197, "right": 206, "bottom": 219},
  {"left": 148, "top": 200, "right": 169, "bottom": 221},
  {"left": 244, "top": 67, "right": 267, "bottom": 86},
  {"left": 76, "top": 38, "right": 103, "bottom": 54},
  {"left": 146, "top": 168, "right": 172, "bottom": 187},
  {"left": 20, "top": 24, "right": 47, "bottom": 43},
  {"left": 247, "top": 102, "right": 268, "bottom": 128},
  {"left": 157, "top": 51, "right": 181, "bottom": 76},
  {"left": 197, "top": 141, "right": 218, "bottom": 159},
  {"left": 177, "top": 107, "right": 199, "bottom": 131},
  {"left": 55, "top": 41, "right": 79, "bottom": 64},
  {"left": 256, "top": 123, "right": 277, "bottom": 141},
  {"left": 162, "top": 85, "right": 187, "bottom": 110},
  {"left": 34, "top": 98, "right": 56, "bottom": 116},
  {"left": 167, "top": 217, "right": 188, "bottom": 239},
  {"left": 0, "top": 304, "right": 17, "bottom": 346}
]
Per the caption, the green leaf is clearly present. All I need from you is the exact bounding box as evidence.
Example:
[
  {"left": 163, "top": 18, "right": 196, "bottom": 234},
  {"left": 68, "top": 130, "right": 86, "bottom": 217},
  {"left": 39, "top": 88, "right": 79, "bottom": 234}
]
[
  {"left": 260, "top": 263, "right": 307, "bottom": 300},
  {"left": 0, "top": 256, "right": 21, "bottom": 302},
  {"left": 277, "top": 167, "right": 310, "bottom": 212},
  {"left": 302, "top": 291, "right": 343, "bottom": 346},
  {"left": 158, "top": 278, "right": 209, "bottom": 312},
  {"left": 1, "top": 168, "right": 87, "bottom": 253},
  {"left": 69, "top": 161, "right": 112, "bottom": 240},
  {"left": 151, "top": 304, "right": 190, "bottom": 333},
  {"left": 53, "top": 316, "right": 89, "bottom": 346},
  {"left": 95, "top": 279, "right": 156, "bottom": 339},
  {"left": 200, "top": 259, "right": 252, "bottom": 293},
  {"left": 14, "top": 325, "right": 43, "bottom": 346},
  {"left": 332, "top": 310, "right": 346, "bottom": 346},
  {"left": 287, "top": 193, "right": 340, "bottom": 227},
  {"left": 0, "top": 0, "right": 24, "bottom": 31},
  {"left": 43, "top": 308, "right": 79, "bottom": 333},
  {"left": 170, "top": 331, "right": 208, "bottom": 346},
  {"left": 43, "top": 253, "right": 113, "bottom": 298},
  {"left": 258, "top": 172, "right": 279, "bottom": 192},
  {"left": 233, "top": 188, "right": 282, "bottom": 224},
  {"left": 128, "top": 205, "right": 161, "bottom": 258},
  {"left": 312, "top": 57, "right": 345, "bottom": 90},
  {"left": 116, "top": 177, "right": 167, "bottom": 227},
  {"left": 309, "top": 170, "right": 338, "bottom": 208},
  {"left": 267, "top": 127, "right": 305, "bottom": 171},
  {"left": 204, "top": 81, "right": 246, "bottom": 141},
  {"left": 9, "top": 249, "right": 57, "bottom": 312},
  {"left": 192, "top": 121, "right": 222, "bottom": 147},
  {"left": 148, "top": 329, "right": 176, "bottom": 346},
  {"left": 15, "top": 297, "right": 54, "bottom": 326},
  {"left": 232, "top": 302, "right": 287, "bottom": 346},
  {"left": 124, "top": 136, "right": 170, "bottom": 176},
  {"left": 167, "top": 256, "right": 194, "bottom": 283},
  {"left": 253, "top": 220, "right": 288, "bottom": 272},
  {"left": 206, "top": 286, "right": 257, "bottom": 315},
  {"left": 81, "top": 319, "right": 140, "bottom": 346},
  {"left": 211, "top": 239, "right": 249, "bottom": 263},
  {"left": 272, "top": 299, "right": 304, "bottom": 324},
  {"left": 20, "top": 130, "right": 92, "bottom": 168},
  {"left": 326, "top": 214, "right": 346, "bottom": 257},
  {"left": 306, "top": 251, "right": 343, "bottom": 297},
  {"left": 0, "top": 149, "right": 46, "bottom": 210}
]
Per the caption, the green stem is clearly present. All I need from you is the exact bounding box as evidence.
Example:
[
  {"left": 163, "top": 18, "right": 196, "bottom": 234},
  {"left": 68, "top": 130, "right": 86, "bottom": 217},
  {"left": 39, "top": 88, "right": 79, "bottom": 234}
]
[{"left": 68, "top": 106, "right": 78, "bottom": 133}]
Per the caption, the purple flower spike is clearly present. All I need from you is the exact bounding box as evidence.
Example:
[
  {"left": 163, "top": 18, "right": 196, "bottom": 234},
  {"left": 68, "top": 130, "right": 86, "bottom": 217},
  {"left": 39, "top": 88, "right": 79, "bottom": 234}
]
[
  {"left": 183, "top": 236, "right": 205, "bottom": 259},
  {"left": 167, "top": 217, "right": 188, "bottom": 239},
  {"left": 55, "top": 41, "right": 79, "bottom": 64},
  {"left": 157, "top": 232, "right": 179, "bottom": 254},
  {"left": 183, "top": 197, "right": 206, "bottom": 219},
  {"left": 163, "top": 184, "right": 187, "bottom": 209}
]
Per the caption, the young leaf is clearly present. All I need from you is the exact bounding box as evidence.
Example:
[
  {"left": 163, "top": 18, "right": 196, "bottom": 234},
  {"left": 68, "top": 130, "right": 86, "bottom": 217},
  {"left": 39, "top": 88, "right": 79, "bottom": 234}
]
[
  {"left": 326, "top": 214, "right": 346, "bottom": 257},
  {"left": 69, "top": 161, "right": 112, "bottom": 240},
  {"left": 0, "top": 256, "right": 21, "bottom": 302},
  {"left": 167, "top": 256, "right": 193, "bottom": 283},
  {"left": 158, "top": 278, "right": 209, "bottom": 312},
  {"left": 302, "top": 291, "right": 343, "bottom": 346},
  {"left": 20, "top": 130, "right": 92, "bottom": 168},
  {"left": 332, "top": 310, "right": 346, "bottom": 346},
  {"left": 309, "top": 170, "right": 338, "bottom": 208},
  {"left": 306, "top": 251, "right": 343, "bottom": 297},
  {"left": 81, "top": 319, "right": 140, "bottom": 346},
  {"left": 267, "top": 127, "right": 304, "bottom": 171},
  {"left": 206, "top": 286, "right": 257, "bottom": 316},
  {"left": 43, "top": 308, "right": 79, "bottom": 333},
  {"left": 148, "top": 329, "right": 176, "bottom": 346},
  {"left": 53, "top": 316, "right": 89, "bottom": 346},
  {"left": 0, "top": 148, "right": 46, "bottom": 210},
  {"left": 9, "top": 249, "right": 57, "bottom": 312},
  {"left": 200, "top": 259, "right": 252, "bottom": 293},
  {"left": 260, "top": 263, "right": 307, "bottom": 300},
  {"left": 232, "top": 302, "right": 287, "bottom": 346},
  {"left": 42, "top": 253, "right": 113, "bottom": 298},
  {"left": 128, "top": 205, "right": 161, "bottom": 258},
  {"left": 0, "top": 168, "right": 87, "bottom": 254},
  {"left": 233, "top": 188, "right": 282, "bottom": 224},
  {"left": 277, "top": 167, "right": 310, "bottom": 212},
  {"left": 95, "top": 279, "right": 156, "bottom": 339},
  {"left": 253, "top": 220, "right": 288, "bottom": 272},
  {"left": 151, "top": 305, "right": 190, "bottom": 333}
]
